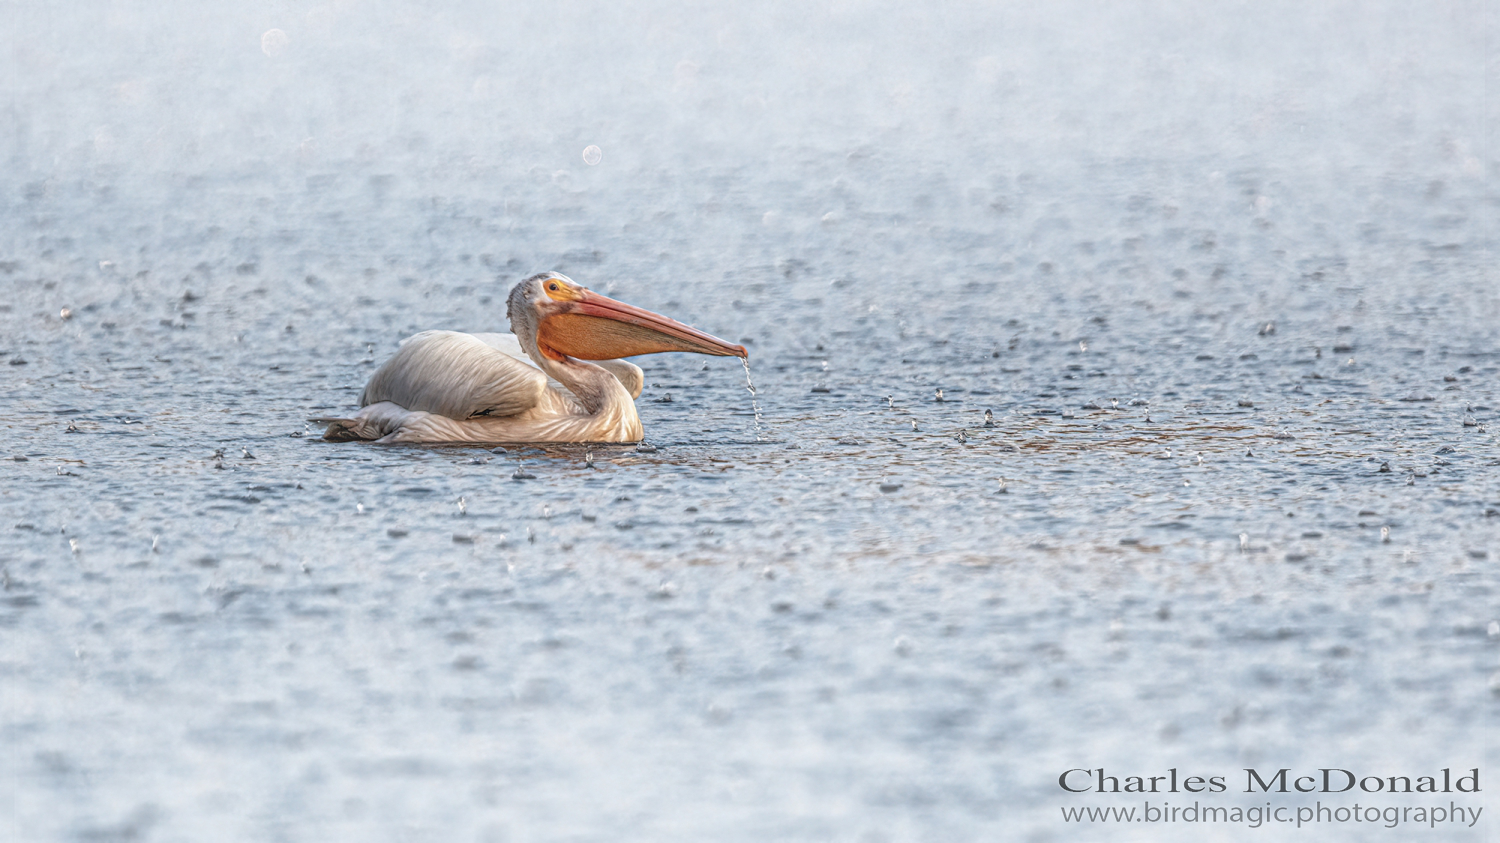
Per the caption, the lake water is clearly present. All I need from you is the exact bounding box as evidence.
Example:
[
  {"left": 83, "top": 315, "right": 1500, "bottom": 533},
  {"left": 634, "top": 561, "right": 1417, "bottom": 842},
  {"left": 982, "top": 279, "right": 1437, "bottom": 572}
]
[{"left": 2, "top": 1, "right": 1496, "bottom": 840}]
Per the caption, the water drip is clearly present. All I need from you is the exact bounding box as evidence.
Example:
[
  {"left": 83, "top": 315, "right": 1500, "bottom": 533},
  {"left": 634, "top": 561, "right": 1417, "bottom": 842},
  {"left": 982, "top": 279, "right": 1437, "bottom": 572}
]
[{"left": 742, "top": 357, "right": 765, "bottom": 441}]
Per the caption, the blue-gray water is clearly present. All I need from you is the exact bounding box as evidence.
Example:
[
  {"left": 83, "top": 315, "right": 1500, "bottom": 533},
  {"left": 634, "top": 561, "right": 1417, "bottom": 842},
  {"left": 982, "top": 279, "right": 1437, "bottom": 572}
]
[{"left": 2, "top": 2, "right": 1497, "bottom": 840}]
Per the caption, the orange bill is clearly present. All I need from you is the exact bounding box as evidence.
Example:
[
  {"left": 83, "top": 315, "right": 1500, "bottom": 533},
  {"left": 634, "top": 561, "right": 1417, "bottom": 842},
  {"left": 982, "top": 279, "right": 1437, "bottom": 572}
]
[{"left": 537, "top": 290, "right": 747, "bottom": 361}]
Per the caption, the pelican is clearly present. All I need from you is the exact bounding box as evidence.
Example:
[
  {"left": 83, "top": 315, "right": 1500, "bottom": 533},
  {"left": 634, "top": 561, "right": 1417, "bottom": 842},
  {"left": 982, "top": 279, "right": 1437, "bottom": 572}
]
[{"left": 319, "top": 272, "right": 746, "bottom": 444}]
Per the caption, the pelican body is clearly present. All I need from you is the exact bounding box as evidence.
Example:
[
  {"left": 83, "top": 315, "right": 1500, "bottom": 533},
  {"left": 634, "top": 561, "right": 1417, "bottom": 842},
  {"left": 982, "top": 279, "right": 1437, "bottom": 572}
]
[{"left": 320, "top": 273, "right": 746, "bottom": 444}]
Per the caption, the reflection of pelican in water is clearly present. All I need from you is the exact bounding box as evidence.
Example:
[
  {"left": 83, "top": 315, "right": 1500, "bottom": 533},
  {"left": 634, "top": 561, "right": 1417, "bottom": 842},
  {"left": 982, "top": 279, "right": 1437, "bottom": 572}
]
[{"left": 320, "top": 272, "right": 746, "bottom": 444}]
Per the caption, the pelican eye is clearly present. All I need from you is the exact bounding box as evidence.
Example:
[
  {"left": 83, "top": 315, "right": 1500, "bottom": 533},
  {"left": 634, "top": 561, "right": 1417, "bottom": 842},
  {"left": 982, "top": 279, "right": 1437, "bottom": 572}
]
[{"left": 543, "top": 278, "right": 579, "bottom": 301}]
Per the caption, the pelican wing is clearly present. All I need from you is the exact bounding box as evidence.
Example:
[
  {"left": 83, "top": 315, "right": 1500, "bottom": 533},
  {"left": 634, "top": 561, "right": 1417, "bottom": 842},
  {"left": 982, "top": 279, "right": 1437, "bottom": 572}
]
[{"left": 361, "top": 331, "right": 548, "bottom": 419}]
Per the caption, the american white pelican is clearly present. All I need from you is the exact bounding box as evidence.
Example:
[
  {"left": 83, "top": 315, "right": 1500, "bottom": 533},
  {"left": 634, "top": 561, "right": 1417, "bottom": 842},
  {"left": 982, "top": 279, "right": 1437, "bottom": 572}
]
[{"left": 320, "top": 272, "right": 747, "bottom": 444}]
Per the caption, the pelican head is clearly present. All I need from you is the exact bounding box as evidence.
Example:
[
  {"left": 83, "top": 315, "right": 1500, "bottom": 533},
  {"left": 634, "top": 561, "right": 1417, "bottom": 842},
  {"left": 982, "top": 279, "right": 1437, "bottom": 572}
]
[{"left": 507, "top": 272, "right": 747, "bottom": 362}]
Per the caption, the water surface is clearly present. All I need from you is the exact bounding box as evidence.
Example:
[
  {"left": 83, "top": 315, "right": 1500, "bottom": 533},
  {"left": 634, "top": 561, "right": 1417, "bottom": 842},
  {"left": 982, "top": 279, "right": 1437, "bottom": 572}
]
[{"left": 2, "top": 1, "right": 1497, "bottom": 840}]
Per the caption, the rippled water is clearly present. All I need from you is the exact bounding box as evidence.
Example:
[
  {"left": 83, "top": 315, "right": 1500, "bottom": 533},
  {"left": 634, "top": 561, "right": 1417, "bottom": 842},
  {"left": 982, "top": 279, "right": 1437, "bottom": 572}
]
[{"left": 3, "top": 2, "right": 1497, "bottom": 841}]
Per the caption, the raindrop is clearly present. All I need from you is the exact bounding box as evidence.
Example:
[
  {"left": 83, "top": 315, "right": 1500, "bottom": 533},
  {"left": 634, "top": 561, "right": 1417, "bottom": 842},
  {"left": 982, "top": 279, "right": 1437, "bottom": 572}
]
[
  {"left": 582, "top": 145, "right": 603, "bottom": 166},
  {"left": 1078, "top": 340, "right": 1088, "bottom": 352},
  {"left": 69, "top": 539, "right": 79, "bottom": 555},
  {"left": 150, "top": 535, "right": 159, "bottom": 553},
  {"left": 356, "top": 503, "right": 365, "bottom": 515},
  {"left": 260, "top": 28, "right": 289, "bottom": 57},
  {"left": 59, "top": 308, "right": 72, "bottom": 321},
  {"left": 1380, "top": 526, "right": 1390, "bottom": 543},
  {"left": 1238, "top": 533, "right": 1249, "bottom": 552},
  {"left": 457, "top": 497, "right": 467, "bottom": 515}
]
